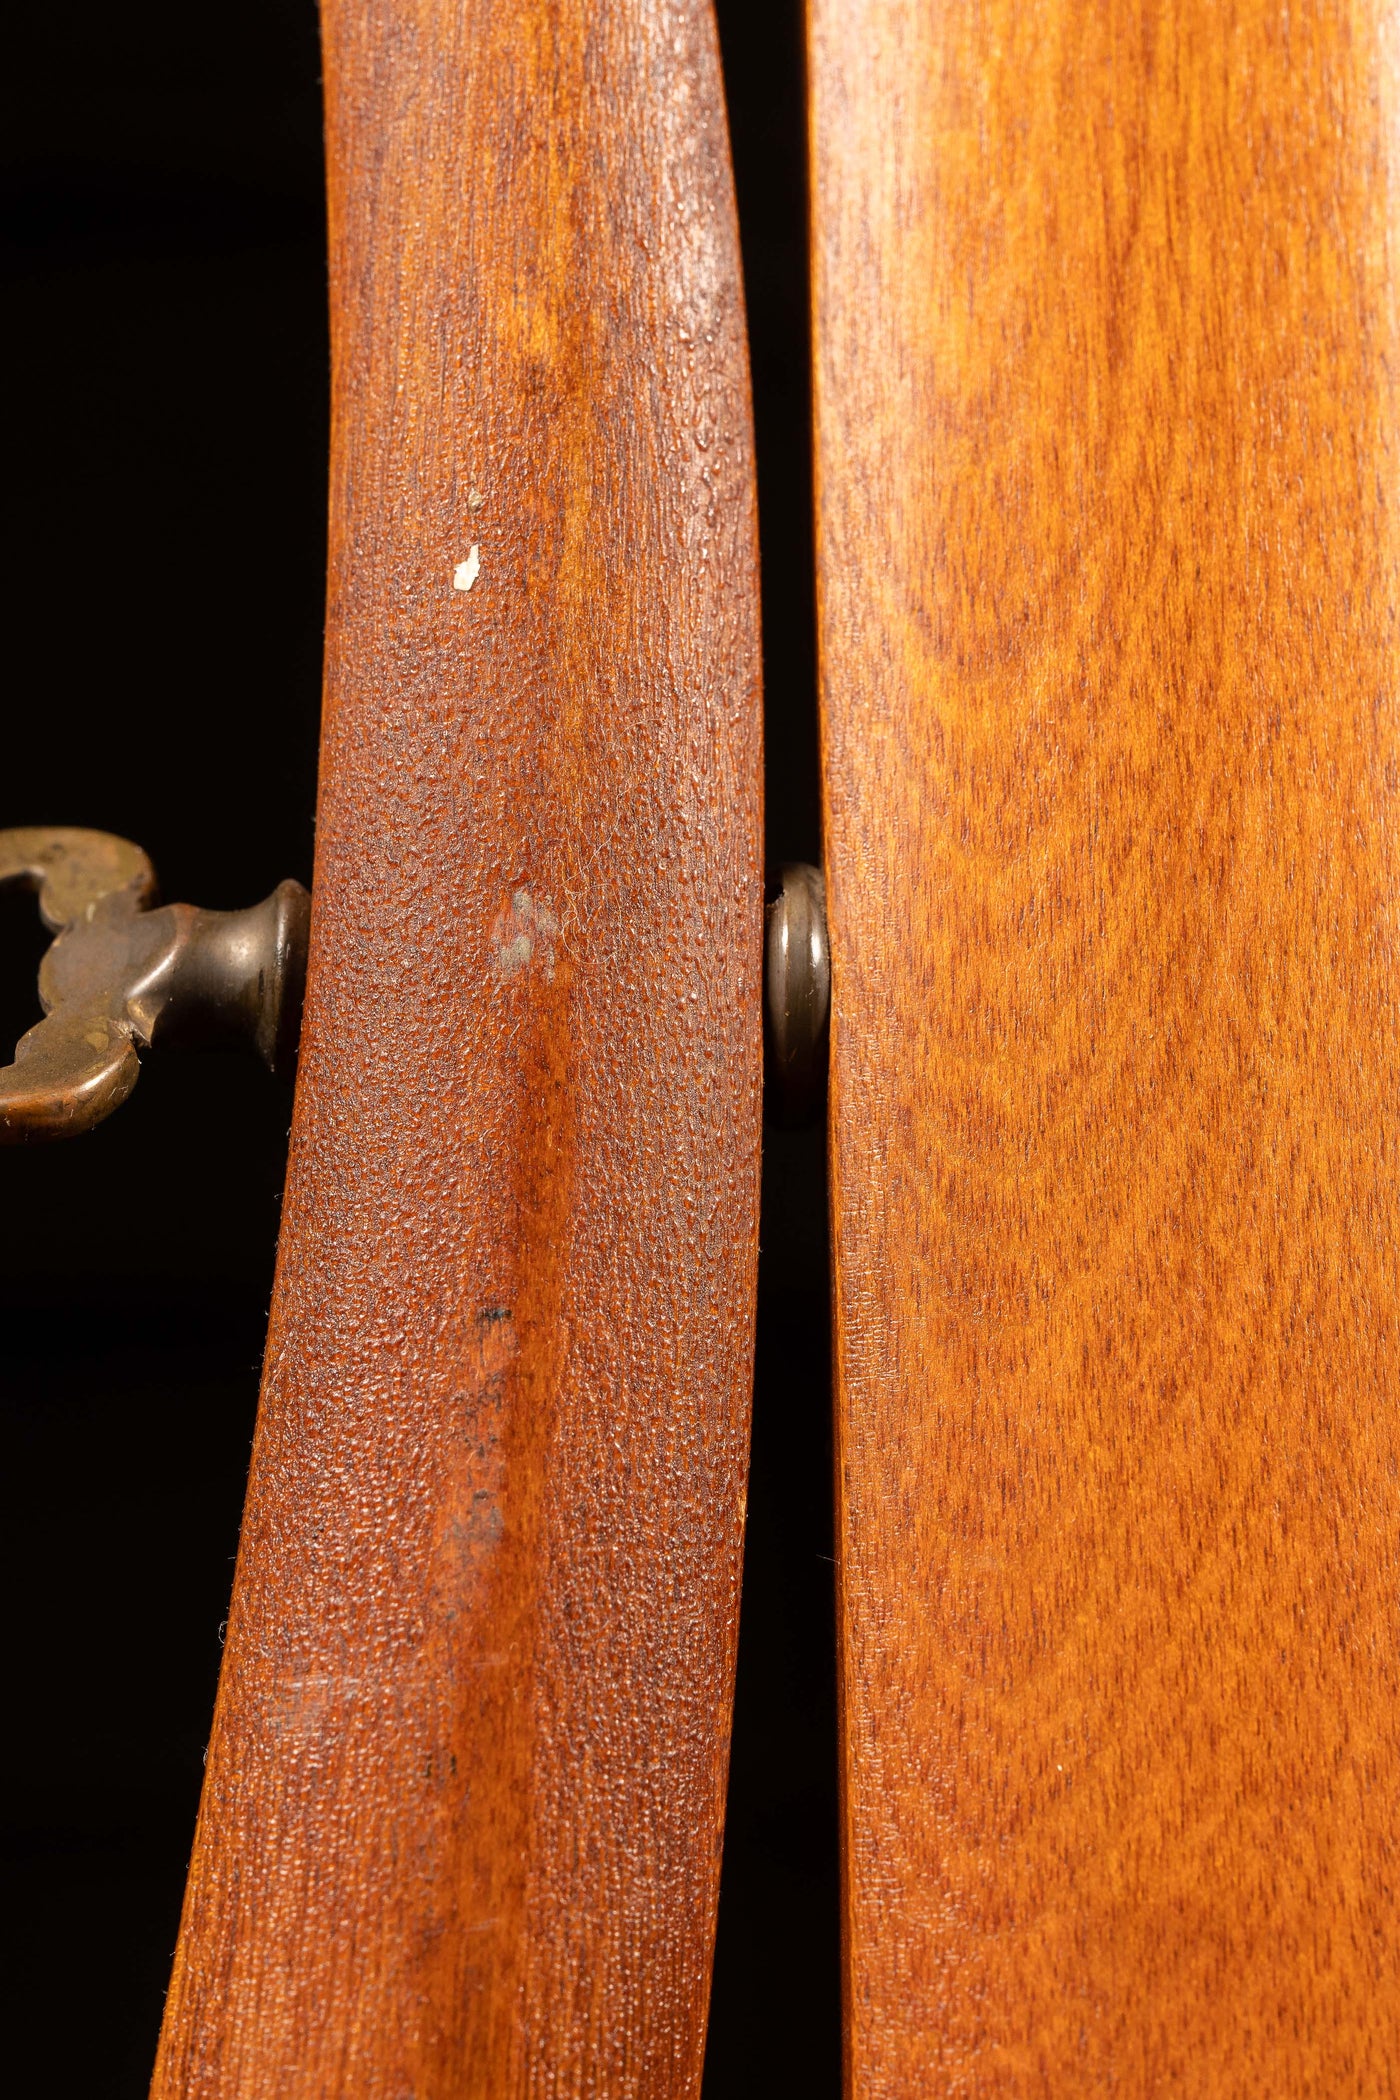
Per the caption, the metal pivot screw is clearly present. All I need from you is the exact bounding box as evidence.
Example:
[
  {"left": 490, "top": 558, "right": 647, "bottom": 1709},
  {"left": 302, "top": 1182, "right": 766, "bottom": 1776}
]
[
  {"left": 0, "top": 828, "right": 310, "bottom": 1143},
  {"left": 765, "top": 863, "right": 830, "bottom": 1127}
]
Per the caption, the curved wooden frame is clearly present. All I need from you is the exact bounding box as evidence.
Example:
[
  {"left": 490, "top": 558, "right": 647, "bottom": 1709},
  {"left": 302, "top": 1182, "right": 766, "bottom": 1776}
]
[
  {"left": 151, "top": 2, "right": 762, "bottom": 2091},
  {"left": 812, "top": 0, "right": 1400, "bottom": 2089}
]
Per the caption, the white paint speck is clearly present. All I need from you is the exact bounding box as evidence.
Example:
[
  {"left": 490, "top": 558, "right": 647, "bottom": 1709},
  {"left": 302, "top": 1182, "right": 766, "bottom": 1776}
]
[{"left": 454, "top": 545, "right": 481, "bottom": 592}]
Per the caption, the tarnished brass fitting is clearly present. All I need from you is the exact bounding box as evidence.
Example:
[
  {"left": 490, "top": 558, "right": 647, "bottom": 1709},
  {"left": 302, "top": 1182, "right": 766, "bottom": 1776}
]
[
  {"left": 765, "top": 862, "right": 829, "bottom": 1128},
  {"left": 0, "top": 828, "right": 309, "bottom": 1142}
]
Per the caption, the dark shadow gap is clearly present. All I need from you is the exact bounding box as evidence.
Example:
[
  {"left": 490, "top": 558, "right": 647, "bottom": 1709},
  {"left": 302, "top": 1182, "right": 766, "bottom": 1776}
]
[
  {"left": 2, "top": 4, "right": 326, "bottom": 2091},
  {"left": 704, "top": 5, "right": 841, "bottom": 2096}
]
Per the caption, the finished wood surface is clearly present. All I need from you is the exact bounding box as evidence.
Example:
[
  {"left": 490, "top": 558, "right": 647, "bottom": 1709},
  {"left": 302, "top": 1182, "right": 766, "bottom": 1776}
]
[
  {"left": 811, "top": 0, "right": 1400, "bottom": 2091},
  {"left": 151, "top": 1, "right": 762, "bottom": 2093}
]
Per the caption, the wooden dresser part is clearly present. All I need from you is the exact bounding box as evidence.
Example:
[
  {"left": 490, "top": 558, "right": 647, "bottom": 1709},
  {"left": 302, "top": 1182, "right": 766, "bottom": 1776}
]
[
  {"left": 150, "top": 1, "right": 761, "bottom": 2092},
  {"left": 811, "top": 0, "right": 1400, "bottom": 2091}
]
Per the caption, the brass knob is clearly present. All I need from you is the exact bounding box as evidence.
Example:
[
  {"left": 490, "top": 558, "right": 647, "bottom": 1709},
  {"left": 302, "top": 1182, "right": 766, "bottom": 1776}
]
[
  {"left": 0, "top": 828, "right": 309, "bottom": 1143},
  {"left": 765, "top": 863, "right": 830, "bottom": 1127}
]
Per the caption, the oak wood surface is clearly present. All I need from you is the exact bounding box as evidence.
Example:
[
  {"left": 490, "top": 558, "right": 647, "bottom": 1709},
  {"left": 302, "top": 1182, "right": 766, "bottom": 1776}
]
[
  {"left": 150, "top": 1, "right": 761, "bottom": 2092},
  {"left": 811, "top": 0, "right": 1400, "bottom": 2090}
]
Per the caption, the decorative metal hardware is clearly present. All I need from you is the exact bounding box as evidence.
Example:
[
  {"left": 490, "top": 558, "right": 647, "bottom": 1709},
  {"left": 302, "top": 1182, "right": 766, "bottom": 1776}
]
[
  {"left": 765, "top": 862, "right": 830, "bottom": 1127},
  {"left": 0, "top": 830, "right": 825, "bottom": 1142},
  {"left": 0, "top": 828, "right": 310, "bottom": 1143}
]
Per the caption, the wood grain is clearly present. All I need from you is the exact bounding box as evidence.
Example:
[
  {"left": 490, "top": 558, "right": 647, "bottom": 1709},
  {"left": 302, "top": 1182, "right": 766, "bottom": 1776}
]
[
  {"left": 810, "top": 0, "right": 1400, "bottom": 2090},
  {"left": 150, "top": 1, "right": 761, "bottom": 2092}
]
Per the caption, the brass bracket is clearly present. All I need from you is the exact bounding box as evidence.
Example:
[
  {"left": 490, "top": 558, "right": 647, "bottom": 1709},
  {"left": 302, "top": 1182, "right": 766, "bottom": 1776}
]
[{"left": 0, "top": 828, "right": 310, "bottom": 1143}]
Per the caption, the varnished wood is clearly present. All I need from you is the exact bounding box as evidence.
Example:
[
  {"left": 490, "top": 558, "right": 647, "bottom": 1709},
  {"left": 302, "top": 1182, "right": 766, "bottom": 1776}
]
[
  {"left": 151, "top": 1, "right": 761, "bottom": 2092},
  {"left": 811, "top": 0, "right": 1400, "bottom": 2089}
]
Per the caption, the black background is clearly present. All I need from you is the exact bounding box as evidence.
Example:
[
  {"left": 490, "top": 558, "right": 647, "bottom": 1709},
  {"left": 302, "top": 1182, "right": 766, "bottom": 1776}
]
[{"left": 1, "top": 3, "right": 837, "bottom": 2090}]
